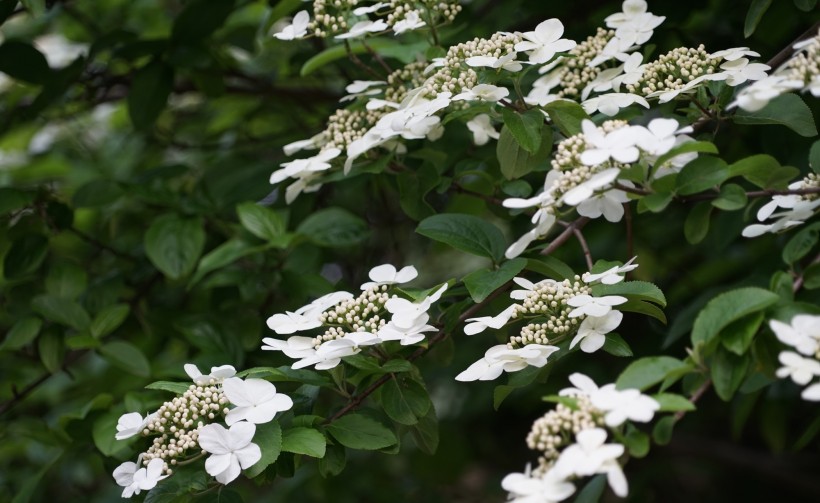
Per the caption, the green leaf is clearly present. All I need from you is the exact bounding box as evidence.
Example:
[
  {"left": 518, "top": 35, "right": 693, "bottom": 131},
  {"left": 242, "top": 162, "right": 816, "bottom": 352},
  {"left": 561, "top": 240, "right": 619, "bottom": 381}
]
[
  {"left": 416, "top": 213, "right": 506, "bottom": 262},
  {"left": 524, "top": 256, "right": 575, "bottom": 280},
  {"left": 652, "top": 393, "right": 696, "bottom": 412},
  {"left": 691, "top": 287, "right": 780, "bottom": 346},
  {"left": 500, "top": 108, "right": 544, "bottom": 153},
  {"left": 377, "top": 376, "right": 432, "bottom": 425},
  {"left": 497, "top": 126, "right": 553, "bottom": 180},
  {"left": 463, "top": 258, "right": 526, "bottom": 302},
  {"left": 0, "top": 187, "right": 34, "bottom": 214},
  {"left": 144, "top": 214, "right": 206, "bottom": 279},
  {"left": 128, "top": 60, "right": 174, "bottom": 130},
  {"left": 744, "top": 0, "right": 772, "bottom": 37},
  {"left": 38, "top": 331, "right": 63, "bottom": 373},
  {"left": 810, "top": 140, "right": 820, "bottom": 173},
  {"left": 652, "top": 416, "right": 676, "bottom": 445},
  {"left": 616, "top": 356, "right": 690, "bottom": 391},
  {"left": 802, "top": 263, "right": 820, "bottom": 289},
  {"left": 618, "top": 298, "right": 667, "bottom": 324},
  {"left": 10, "top": 452, "right": 60, "bottom": 503},
  {"left": 734, "top": 93, "right": 817, "bottom": 137},
  {"left": 171, "top": 0, "right": 234, "bottom": 42},
  {"left": 0, "top": 40, "right": 51, "bottom": 84},
  {"left": 90, "top": 304, "right": 130, "bottom": 339},
  {"left": 543, "top": 100, "right": 590, "bottom": 136},
  {"left": 189, "top": 238, "right": 266, "bottom": 287},
  {"left": 397, "top": 164, "right": 438, "bottom": 220},
  {"left": 45, "top": 261, "right": 87, "bottom": 300},
  {"left": 72, "top": 180, "right": 125, "bottom": 208},
  {"left": 623, "top": 427, "right": 650, "bottom": 457},
  {"left": 711, "top": 348, "right": 750, "bottom": 401},
  {"left": 318, "top": 443, "right": 347, "bottom": 477},
  {"left": 782, "top": 223, "right": 820, "bottom": 264},
  {"left": 244, "top": 421, "right": 282, "bottom": 478},
  {"left": 720, "top": 311, "right": 765, "bottom": 355},
  {"left": 1, "top": 317, "right": 42, "bottom": 351},
  {"left": 99, "top": 341, "right": 151, "bottom": 377},
  {"left": 728, "top": 154, "right": 799, "bottom": 189},
  {"left": 591, "top": 281, "right": 666, "bottom": 307},
  {"left": 711, "top": 183, "right": 748, "bottom": 211},
  {"left": 653, "top": 141, "right": 718, "bottom": 171},
  {"left": 236, "top": 202, "right": 287, "bottom": 242},
  {"left": 410, "top": 407, "right": 439, "bottom": 455},
  {"left": 675, "top": 156, "right": 729, "bottom": 195},
  {"left": 145, "top": 381, "right": 191, "bottom": 394},
  {"left": 684, "top": 202, "right": 713, "bottom": 244},
  {"left": 326, "top": 414, "right": 397, "bottom": 450},
  {"left": 573, "top": 474, "right": 606, "bottom": 503},
  {"left": 300, "top": 38, "right": 427, "bottom": 76},
  {"left": 280, "top": 427, "right": 326, "bottom": 458},
  {"left": 4, "top": 233, "right": 49, "bottom": 280},
  {"left": 32, "top": 294, "right": 91, "bottom": 331},
  {"left": 297, "top": 207, "right": 370, "bottom": 247},
  {"left": 602, "top": 333, "right": 633, "bottom": 357}
]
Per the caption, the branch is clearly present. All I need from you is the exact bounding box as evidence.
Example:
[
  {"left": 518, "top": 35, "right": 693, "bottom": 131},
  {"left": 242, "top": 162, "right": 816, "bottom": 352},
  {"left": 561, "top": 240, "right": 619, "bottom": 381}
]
[
  {"left": 793, "top": 252, "right": 820, "bottom": 293},
  {"left": 0, "top": 350, "right": 87, "bottom": 416},
  {"left": 540, "top": 217, "right": 590, "bottom": 256},
  {"left": 674, "top": 378, "right": 712, "bottom": 422},
  {"left": 558, "top": 220, "right": 593, "bottom": 269}
]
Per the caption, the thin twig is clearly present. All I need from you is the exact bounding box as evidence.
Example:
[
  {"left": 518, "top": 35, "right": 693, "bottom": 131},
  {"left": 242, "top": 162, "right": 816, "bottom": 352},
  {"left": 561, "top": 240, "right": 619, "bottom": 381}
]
[
  {"left": 613, "top": 183, "right": 820, "bottom": 201},
  {"left": 674, "top": 378, "right": 712, "bottom": 422},
  {"left": 0, "top": 350, "right": 87, "bottom": 416},
  {"left": 793, "top": 252, "right": 820, "bottom": 293},
  {"left": 572, "top": 226, "right": 594, "bottom": 270},
  {"left": 541, "top": 217, "right": 590, "bottom": 256},
  {"left": 70, "top": 227, "right": 137, "bottom": 261},
  {"left": 361, "top": 40, "right": 393, "bottom": 75},
  {"left": 452, "top": 183, "right": 504, "bottom": 206},
  {"left": 344, "top": 41, "right": 384, "bottom": 80}
]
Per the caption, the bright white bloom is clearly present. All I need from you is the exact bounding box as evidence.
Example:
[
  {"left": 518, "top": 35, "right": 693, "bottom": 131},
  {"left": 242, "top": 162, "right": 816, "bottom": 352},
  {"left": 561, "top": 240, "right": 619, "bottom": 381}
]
[
  {"left": 581, "top": 66, "right": 625, "bottom": 100},
  {"left": 604, "top": 0, "right": 650, "bottom": 28},
  {"left": 515, "top": 19, "right": 577, "bottom": 64},
  {"left": 567, "top": 294, "right": 627, "bottom": 318},
  {"left": 579, "top": 120, "right": 641, "bottom": 166},
  {"left": 588, "top": 36, "right": 633, "bottom": 67},
  {"left": 504, "top": 211, "right": 557, "bottom": 259},
  {"left": 113, "top": 458, "right": 167, "bottom": 498},
  {"left": 465, "top": 52, "right": 523, "bottom": 72},
  {"left": 802, "top": 383, "right": 820, "bottom": 401},
  {"left": 582, "top": 92, "right": 649, "bottom": 116},
  {"left": 613, "top": 12, "right": 665, "bottom": 47},
  {"left": 266, "top": 311, "right": 323, "bottom": 334},
  {"left": 502, "top": 466, "right": 576, "bottom": 503},
  {"left": 776, "top": 351, "right": 820, "bottom": 386},
  {"left": 292, "top": 332, "right": 380, "bottom": 370},
  {"left": 33, "top": 34, "right": 87, "bottom": 68},
  {"left": 455, "top": 344, "right": 559, "bottom": 381},
  {"left": 769, "top": 315, "right": 820, "bottom": 356},
  {"left": 711, "top": 47, "right": 760, "bottom": 61},
  {"left": 732, "top": 75, "right": 803, "bottom": 111},
  {"left": 590, "top": 384, "right": 660, "bottom": 427},
  {"left": 270, "top": 148, "right": 341, "bottom": 184},
  {"left": 199, "top": 422, "right": 262, "bottom": 485},
  {"left": 385, "top": 284, "right": 448, "bottom": 329},
  {"left": 341, "top": 80, "right": 385, "bottom": 101},
  {"left": 576, "top": 186, "right": 630, "bottom": 222},
  {"left": 611, "top": 52, "right": 645, "bottom": 90},
  {"left": 261, "top": 335, "right": 317, "bottom": 358},
  {"left": 562, "top": 168, "right": 621, "bottom": 207},
  {"left": 582, "top": 257, "right": 638, "bottom": 285},
  {"left": 115, "top": 411, "right": 156, "bottom": 440},
  {"left": 223, "top": 377, "right": 294, "bottom": 426},
  {"left": 570, "top": 310, "right": 623, "bottom": 353},
  {"left": 184, "top": 364, "right": 236, "bottom": 385},
  {"left": 352, "top": 2, "right": 388, "bottom": 15},
  {"left": 378, "top": 314, "right": 437, "bottom": 345},
  {"left": 360, "top": 264, "right": 418, "bottom": 290},
  {"left": 453, "top": 84, "right": 509, "bottom": 102},
  {"left": 336, "top": 20, "right": 389, "bottom": 39},
  {"left": 720, "top": 58, "right": 770, "bottom": 86},
  {"left": 742, "top": 199, "right": 820, "bottom": 237},
  {"left": 634, "top": 118, "right": 690, "bottom": 157},
  {"left": 554, "top": 428, "right": 628, "bottom": 497},
  {"left": 393, "top": 11, "right": 426, "bottom": 34},
  {"left": 273, "top": 11, "right": 310, "bottom": 40},
  {"left": 464, "top": 305, "right": 516, "bottom": 335},
  {"left": 559, "top": 372, "right": 601, "bottom": 396},
  {"left": 467, "top": 114, "right": 500, "bottom": 146},
  {"left": 283, "top": 132, "right": 327, "bottom": 156}
]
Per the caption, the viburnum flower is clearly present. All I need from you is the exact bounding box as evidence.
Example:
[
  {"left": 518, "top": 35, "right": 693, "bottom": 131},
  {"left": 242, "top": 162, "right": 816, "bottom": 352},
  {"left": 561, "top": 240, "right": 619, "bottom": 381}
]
[
  {"left": 579, "top": 120, "right": 641, "bottom": 166},
  {"left": 504, "top": 211, "right": 557, "bottom": 259},
  {"left": 385, "top": 284, "right": 448, "bottom": 329},
  {"left": 464, "top": 305, "right": 517, "bottom": 335},
  {"left": 340, "top": 80, "right": 385, "bottom": 101},
  {"left": 769, "top": 315, "right": 820, "bottom": 356},
  {"left": 561, "top": 168, "right": 621, "bottom": 207},
  {"left": 567, "top": 295, "right": 627, "bottom": 318},
  {"left": 352, "top": 2, "right": 388, "bottom": 15},
  {"left": 115, "top": 411, "right": 156, "bottom": 440},
  {"left": 378, "top": 314, "right": 437, "bottom": 345},
  {"left": 335, "top": 20, "right": 389, "bottom": 39},
  {"left": 711, "top": 46, "right": 761, "bottom": 61},
  {"left": 184, "top": 364, "right": 236, "bottom": 385},
  {"left": 514, "top": 18, "right": 576, "bottom": 64},
  {"left": 261, "top": 335, "right": 318, "bottom": 358},
  {"left": 292, "top": 332, "right": 380, "bottom": 370},
  {"left": 553, "top": 428, "right": 628, "bottom": 497},
  {"left": 590, "top": 384, "right": 660, "bottom": 427},
  {"left": 465, "top": 52, "right": 523, "bottom": 72},
  {"left": 273, "top": 11, "right": 310, "bottom": 40},
  {"left": 270, "top": 148, "right": 341, "bottom": 184},
  {"left": 453, "top": 83, "right": 510, "bottom": 102},
  {"left": 802, "top": 383, "right": 820, "bottom": 401},
  {"left": 501, "top": 466, "right": 576, "bottom": 503},
  {"left": 222, "top": 377, "right": 294, "bottom": 426},
  {"left": 283, "top": 132, "right": 326, "bottom": 156},
  {"left": 719, "top": 58, "right": 770, "bottom": 86},
  {"left": 582, "top": 92, "right": 649, "bottom": 116},
  {"left": 582, "top": 257, "right": 638, "bottom": 285},
  {"left": 266, "top": 310, "right": 323, "bottom": 335},
  {"left": 455, "top": 344, "right": 559, "bottom": 381},
  {"left": 113, "top": 458, "right": 168, "bottom": 498},
  {"left": 559, "top": 372, "right": 601, "bottom": 397},
  {"left": 360, "top": 264, "right": 418, "bottom": 290},
  {"left": 588, "top": 36, "right": 633, "bottom": 67},
  {"left": 199, "top": 422, "right": 262, "bottom": 485},
  {"left": 604, "top": 0, "right": 651, "bottom": 28},
  {"left": 611, "top": 52, "right": 646, "bottom": 91},
  {"left": 393, "top": 11, "right": 426, "bottom": 34},
  {"left": 742, "top": 199, "right": 820, "bottom": 237},
  {"left": 613, "top": 11, "right": 665, "bottom": 47},
  {"left": 776, "top": 351, "right": 820, "bottom": 386},
  {"left": 634, "top": 118, "right": 691, "bottom": 157},
  {"left": 466, "top": 114, "right": 500, "bottom": 146},
  {"left": 570, "top": 310, "right": 623, "bottom": 353},
  {"left": 576, "top": 186, "right": 631, "bottom": 222}
]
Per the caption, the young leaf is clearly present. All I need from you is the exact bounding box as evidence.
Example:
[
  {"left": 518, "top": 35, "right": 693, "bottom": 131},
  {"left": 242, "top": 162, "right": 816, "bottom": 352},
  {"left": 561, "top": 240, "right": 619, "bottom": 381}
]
[
  {"left": 616, "top": 356, "right": 691, "bottom": 391},
  {"left": 144, "top": 214, "right": 206, "bottom": 279},
  {"left": 325, "top": 414, "right": 397, "bottom": 450},
  {"left": 734, "top": 93, "right": 818, "bottom": 137},
  {"left": 463, "top": 258, "right": 526, "bottom": 302},
  {"left": 281, "top": 427, "right": 326, "bottom": 458},
  {"left": 416, "top": 213, "right": 506, "bottom": 261},
  {"left": 691, "top": 287, "right": 780, "bottom": 346},
  {"left": 743, "top": 0, "right": 772, "bottom": 37},
  {"left": 500, "top": 108, "right": 544, "bottom": 153},
  {"left": 297, "top": 207, "right": 370, "bottom": 247}
]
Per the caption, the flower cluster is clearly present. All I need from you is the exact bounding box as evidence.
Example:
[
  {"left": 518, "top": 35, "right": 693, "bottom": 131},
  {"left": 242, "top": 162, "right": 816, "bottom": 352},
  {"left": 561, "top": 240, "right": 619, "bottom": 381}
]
[
  {"left": 742, "top": 173, "right": 820, "bottom": 237},
  {"left": 455, "top": 260, "right": 638, "bottom": 382},
  {"left": 262, "top": 264, "right": 446, "bottom": 369},
  {"left": 503, "top": 118, "right": 695, "bottom": 258},
  {"left": 770, "top": 314, "right": 820, "bottom": 401},
  {"left": 503, "top": 372, "right": 660, "bottom": 501},
  {"left": 111, "top": 364, "right": 293, "bottom": 497},
  {"left": 733, "top": 28, "right": 820, "bottom": 111}
]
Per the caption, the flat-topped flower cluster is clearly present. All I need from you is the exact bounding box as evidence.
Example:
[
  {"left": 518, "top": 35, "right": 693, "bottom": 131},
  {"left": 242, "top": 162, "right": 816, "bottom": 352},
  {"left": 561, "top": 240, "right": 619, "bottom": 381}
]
[{"left": 771, "top": 314, "right": 820, "bottom": 401}]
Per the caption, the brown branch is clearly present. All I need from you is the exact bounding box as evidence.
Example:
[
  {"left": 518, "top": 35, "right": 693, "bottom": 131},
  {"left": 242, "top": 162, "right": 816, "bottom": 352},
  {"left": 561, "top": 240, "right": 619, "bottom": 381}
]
[
  {"left": 69, "top": 227, "right": 137, "bottom": 261},
  {"left": 793, "top": 252, "right": 820, "bottom": 293},
  {"left": 0, "top": 350, "right": 87, "bottom": 416},
  {"left": 558, "top": 220, "right": 593, "bottom": 269},
  {"left": 674, "top": 378, "right": 712, "bottom": 422},
  {"left": 541, "top": 217, "right": 590, "bottom": 256}
]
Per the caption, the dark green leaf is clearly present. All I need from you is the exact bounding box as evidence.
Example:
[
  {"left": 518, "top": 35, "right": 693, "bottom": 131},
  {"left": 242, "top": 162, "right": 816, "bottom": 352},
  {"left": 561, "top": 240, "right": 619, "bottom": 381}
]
[
  {"left": 691, "top": 287, "right": 779, "bottom": 346},
  {"left": 410, "top": 407, "right": 439, "bottom": 455},
  {"left": 720, "top": 311, "right": 765, "bottom": 355},
  {"left": 638, "top": 191, "right": 673, "bottom": 213},
  {"left": 616, "top": 356, "right": 691, "bottom": 391},
  {"left": 652, "top": 416, "right": 676, "bottom": 445},
  {"left": 602, "top": 333, "right": 633, "bottom": 357},
  {"left": 524, "top": 256, "right": 575, "bottom": 280},
  {"left": 711, "top": 348, "right": 750, "bottom": 401},
  {"left": 793, "top": 0, "right": 817, "bottom": 10},
  {"left": 189, "top": 238, "right": 266, "bottom": 287},
  {"left": 236, "top": 202, "right": 287, "bottom": 243},
  {"left": 72, "top": 180, "right": 125, "bottom": 208},
  {"left": 397, "top": 164, "right": 438, "bottom": 220},
  {"left": 300, "top": 38, "right": 427, "bottom": 76},
  {"left": 416, "top": 213, "right": 506, "bottom": 261},
  {"left": 4, "top": 233, "right": 49, "bottom": 280},
  {"left": 326, "top": 414, "right": 397, "bottom": 450},
  {"left": 734, "top": 93, "right": 817, "bottom": 137},
  {"left": 463, "top": 258, "right": 526, "bottom": 302},
  {"left": 684, "top": 202, "right": 713, "bottom": 244},
  {"left": 1, "top": 317, "right": 42, "bottom": 351},
  {"left": 297, "top": 207, "right": 370, "bottom": 247},
  {"left": 38, "top": 331, "right": 63, "bottom": 373},
  {"left": 543, "top": 100, "right": 590, "bottom": 136},
  {"left": 675, "top": 156, "right": 729, "bottom": 195},
  {"left": 32, "top": 294, "right": 91, "bottom": 330},
  {"left": 803, "top": 263, "right": 820, "bottom": 289},
  {"left": 782, "top": 223, "right": 820, "bottom": 264},
  {"left": 144, "top": 214, "right": 206, "bottom": 279},
  {"left": 728, "top": 154, "right": 800, "bottom": 189},
  {"left": 280, "top": 427, "right": 326, "bottom": 458},
  {"left": 377, "top": 376, "right": 432, "bottom": 425},
  {"left": 128, "top": 60, "right": 174, "bottom": 130},
  {"left": 0, "top": 187, "right": 34, "bottom": 214},
  {"left": 318, "top": 443, "right": 347, "bottom": 477},
  {"left": 624, "top": 427, "right": 650, "bottom": 457},
  {"left": 500, "top": 108, "right": 544, "bottom": 153},
  {"left": 0, "top": 40, "right": 51, "bottom": 84},
  {"left": 90, "top": 304, "right": 130, "bottom": 339},
  {"left": 45, "top": 261, "right": 87, "bottom": 300},
  {"left": 99, "top": 341, "right": 151, "bottom": 377},
  {"left": 573, "top": 474, "right": 606, "bottom": 503},
  {"left": 244, "top": 421, "right": 282, "bottom": 478},
  {"left": 711, "top": 183, "right": 748, "bottom": 211},
  {"left": 653, "top": 141, "right": 718, "bottom": 171},
  {"left": 652, "top": 393, "right": 696, "bottom": 412},
  {"left": 145, "top": 381, "right": 191, "bottom": 394},
  {"left": 591, "top": 281, "right": 666, "bottom": 307},
  {"left": 172, "top": 0, "right": 235, "bottom": 43},
  {"left": 810, "top": 139, "right": 820, "bottom": 173},
  {"left": 496, "top": 126, "right": 553, "bottom": 180},
  {"left": 744, "top": 0, "right": 773, "bottom": 37}
]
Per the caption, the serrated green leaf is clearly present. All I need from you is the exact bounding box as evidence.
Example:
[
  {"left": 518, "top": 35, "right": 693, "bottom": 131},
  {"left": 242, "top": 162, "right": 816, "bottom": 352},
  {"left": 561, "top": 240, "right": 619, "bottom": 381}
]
[
  {"left": 720, "top": 310, "right": 765, "bottom": 355},
  {"left": 616, "top": 356, "right": 690, "bottom": 391},
  {"left": 782, "top": 223, "right": 820, "bottom": 265},
  {"left": 236, "top": 202, "right": 287, "bottom": 242},
  {"left": 524, "top": 256, "right": 575, "bottom": 280},
  {"left": 145, "top": 214, "right": 206, "bottom": 280},
  {"left": 591, "top": 280, "right": 666, "bottom": 307},
  {"left": 711, "top": 183, "right": 748, "bottom": 211},
  {"left": 500, "top": 107, "right": 543, "bottom": 153},
  {"left": 810, "top": 140, "right": 820, "bottom": 173},
  {"left": 377, "top": 376, "right": 431, "bottom": 425},
  {"left": 145, "top": 381, "right": 191, "bottom": 394},
  {"left": 99, "top": 341, "right": 151, "bottom": 377},
  {"left": 326, "top": 414, "right": 397, "bottom": 450},
  {"left": 734, "top": 93, "right": 817, "bottom": 137},
  {"left": 691, "top": 287, "right": 780, "bottom": 347},
  {"left": 318, "top": 442, "right": 347, "bottom": 477},
  {"left": 297, "top": 207, "right": 370, "bottom": 247},
  {"left": 652, "top": 393, "right": 696, "bottom": 412},
  {"left": 675, "top": 156, "right": 729, "bottom": 195},
  {"left": 543, "top": 100, "right": 590, "bottom": 136},
  {"left": 410, "top": 407, "right": 439, "bottom": 455},
  {"left": 416, "top": 213, "right": 506, "bottom": 261},
  {"left": 496, "top": 126, "right": 553, "bottom": 180},
  {"left": 463, "top": 258, "right": 526, "bottom": 302},
  {"left": 244, "top": 421, "right": 282, "bottom": 478},
  {"left": 281, "top": 427, "right": 326, "bottom": 458}
]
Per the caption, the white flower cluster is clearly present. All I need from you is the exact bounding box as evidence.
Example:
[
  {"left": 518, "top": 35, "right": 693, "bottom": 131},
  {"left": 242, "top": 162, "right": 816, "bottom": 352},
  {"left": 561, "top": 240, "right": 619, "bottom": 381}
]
[
  {"left": 770, "top": 314, "right": 820, "bottom": 401},
  {"left": 733, "top": 28, "right": 820, "bottom": 112},
  {"left": 503, "top": 372, "right": 660, "bottom": 501},
  {"left": 111, "top": 364, "right": 293, "bottom": 497},
  {"left": 455, "top": 260, "right": 638, "bottom": 382},
  {"left": 742, "top": 173, "right": 820, "bottom": 238},
  {"left": 503, "top": 119, "right": 695, "bottom": 259},
  {"left": 272, "top": 0, "right": 460, "bottom": 40},
  {"left": 262, "top": 264, "right": 446, "bottom": 369}
]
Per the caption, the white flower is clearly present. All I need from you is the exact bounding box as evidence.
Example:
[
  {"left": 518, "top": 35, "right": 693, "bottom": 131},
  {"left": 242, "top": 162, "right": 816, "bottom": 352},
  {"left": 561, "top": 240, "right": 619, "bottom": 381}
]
[
  {"left": 385, "top": 284, "right": 448, "bottom": 329},
  {"left": 270, "top": 148, "right": 341, "bottom": 184},
  {"left": 113, "top": 458, "right": 168, "bottom": 498},
  {"left": 223, "top": 377, "right": 294, "bottom": 426},
  {"left": 634, "top": 118, "right": 689, "bottom": 157},
  {"left": 265, "top": 311, "right": 323, "bottom": 335},
  {"left": 711, "top": 47, "right": 760, "bottom": 61},
  {"left": 604, "top": 0, "right": 650, "bottom": 28},
  {"left": 582, "top": 92, "right": 649, "bottom": 116},
  {"left": 352, "top": 2, "right": 388, "bottom": 15},
  {"left": 341, "top": 80, "right": 385, "bottom": 101},
  {"left": 588, "top": 36, "right": 633, "bottom": 67},
  {"left": 579, "top": 120, "right": 641, "bottom": 166},
  {"left": 465, "top": 52, "right": 523, "bottom": 72},
  {"left": 360, "top": 264, "right": 418, "bottom": 290},
  {"left": 576, "top": 186, "right": 631, "bottom": 222},
  {"left": 393, "top": 11, "right": 426, "bottom": 34},
  {"left": 720, "top": 58, "right": 770, "bottom": 86},
  {"left": 613, "top": 12, "right": 665, "bottom": 47},
  {"left": 561, "top": 168, "right": 621, "bottom": 207},
  {"left": 570, "top": 310, "right": 623, "bottom": 353},
  {"left": 115, "top": 411, "right": 156, "bottom": 440},
  {"left": 453, "top": 84, "right": 510, "bottom": 102},
  {"left": 582, "top": 257, "right": 639, "bottom": 285},
  {"left": 590, "top": 384, "right": 660, "bottom": 427},
  {"left": 802, "top": 383, "right": 820, "bottom": 401},
  {"left": 504, "top": 211, "right": 557, "bottom": 259},
  {"left": 261, "top": 335, "right": 317, "bottom": 358},
  {"left": 611, "top": 52, "right": 645, "bottom": 91},
  {"left": 283, "top": 132, "right": 327, "bottom": 156},
  {"left": 464, "top": 305, "right": 516, "bottom": 335},
  {"left": 515, "top": 19, "right": 577, "bottom": 64},
  {"left": 378, "top": 313, "right": 437, "bottom": 345},
  {"left": 776, "top": 351, "right": 820, "bottom": 386},
  {"left": 567, "top": 294, "right": 627, "bottom": 318},
  {"left": 33, "top": 34, "right": 87, "bottom": 68},
  {"left": 455, "top": 344, "right": 559, "bottom": 381},
  {"left": 581, "top": 66, "right": 624, "bottom": 100},
  {"left": 273, "top": 11, "right": 310, "bottom": 40},
  {"left": 292, "top": 332, "right": 380, "bottom": 370},
  {"left": 184, "top": 364, "right": 236, "bottom": 385},
  {"left": 199, "top": 422, "right": 262, "bottom": 485},
  {"left": 742, "top": 199, "right": 820, "bottom": 237},
  {"left": 466, "top": 114, "right": 500, "bottom": 146},
  {"left": 559, "top": 372, "right": 601, "bottom": 396},
  {"left": 769, "top": 315, "right": 820, "bottom": 356},
  {"left": 553, "top": 428, "right": 628, "bottom": 497},
  {"left": 335, "top": 20, "right": 389, "bottom": 39},
  {"left": 502, "top": 466, "right": 576, "bottom": 503}
]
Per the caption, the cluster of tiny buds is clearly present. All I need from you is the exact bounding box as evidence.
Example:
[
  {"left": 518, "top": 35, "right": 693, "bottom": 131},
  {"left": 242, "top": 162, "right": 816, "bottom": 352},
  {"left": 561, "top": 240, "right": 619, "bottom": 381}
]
[
  {"left": 319, "top": 285, "right": 390, "bottom": 334},
  {"left": 385, "top": 61, "right": 429, "bottom": 103},
  {"left": 509, "top": 322, "right": 551, "bottom": 349},
  {"left": 308, "top": 0, "right": 357, "bottom": 37},
  {"left": 627, "top": 45, "right": 718, "bottom": 96},
  {"left": 323, "top": 108, "right": 384, "bottom": 149},
  {"left": 526, "top": 396, "right": 604, "bottom": 470},
  {"left": 551, "top": 133, "right": 588, "bottom": 172},
  {"left": 141, "top": 383, "right": 229, "bottom": 473},
  {"left": 510, "top": 277, "right": 589, "bottom": 336},
  {"left": 784, "top": 32, "right": 819, "bottom": 85},
  {"left": 553, "top": 28, "right": 614, "bottom": 99},
  {"left": 799, "top": 173, "right": 820, "bottom": 201}
]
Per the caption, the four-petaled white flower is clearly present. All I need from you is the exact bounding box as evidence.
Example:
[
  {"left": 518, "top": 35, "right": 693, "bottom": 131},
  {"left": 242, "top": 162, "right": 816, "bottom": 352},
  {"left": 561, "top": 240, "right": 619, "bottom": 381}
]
[
  {"left": 113, "top": 458, "right": 168, "bottom": 498},
  {"left": 270, "top": 148, "right": 342, "bottom": 184},
  {"left": 579, "top": 120, "right": 641, "bottom": 166},
  {"left": 352, "top": 2, "right": 388, "bottom": 15},
  {"left": 223, "top": 377, "right": 294, "bottom": 426},
  {"left": 184, "top": 363, "right": 236, "bottom": 385},
  {"left": 515, "top": 18, "right": 577, "bottom": 64},
  {"left": 261, "top": 335, "right": 317, "bottom": 358},
  {"left": 115, "top": 411, "right": 156, "bottom": 440},
  {"left": 199, "top": 422, "right": 262, "bottom": 485},
  {"left": 802, "top": 383, "right": 820, "bottom": 401},
  {"left": 456, "top": 344, "right": 559, "bottom": 381},
  {"left": 335, "top": 20, "right": 389, "bottom": 39},
  {"left": 553, "top": 428, "right": 628, "bottom": 497},
  {"left": 266, "top": 310, "right": 323, "bottom": 335},
  {"left": 341, "top": 80, "right": 385, "bottom": 101},
  {"left": 292, "top": 332, "right": 381, "bottom": 370},
  {"left": 634, "top": 118, "right": 690, "bottom": 157},
  {"left": 576, "top": 186, "right": 631, "bottom": 222},
  {"left": 711, "top": 46, "right": 760, "bottom": 61},
  {"left": 582, "top": 92, "right": 649, "bottom": 117},
  {"left": 453, "top": 84, "right": 510, "bottom": 102},
  {"left": 561, "top": 168, "right": 621, "bottom": 207},
  {"left": 360, "top": 264, "right": 418, "bottom": 290},
  {"left": 570, "top": 310, "right": 623, "bottom": 353},
  {"left": 385, "top": 284, "right": 448, "bottom": 329},
  {"left": 776, "top": 351, "right": 820, "bottom": 386},
  {"left": 465, "top": 52, "right": 523, "bottom": 72},
  {"left": 393, "top": 11, "right": 426, "bottom": 34},
  {"left": 604, "top": 0, "right": 650, "bottom": 28},
  {"left": 559, "top": 372, "right": 601, "bottom": 397},
  {"left": 378, "top": 314, "right": 437, "bottom": 345},
  {"left": 464, "top": 305, "right": 516, "bottom": 335},
  {"left": 582, "top": 257, "right": 639, "bottom": 285},
  {"left": 769, "top": 315, "right": 820, "bottom": 356},
  {"left": 590, "top": 384, "right": 660, "bottom": 427},
  {"left": 467, "top": 114, "right": 500, "bottom": 145},
  {"left": 273, "top": 11, "right": 310, "bottom": 40},
  {"left": 720, "top": 58, "right": 770, "bottom": 86},
  {"left": 502, "top": 466, "right": 576, "bottom": 503}
]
